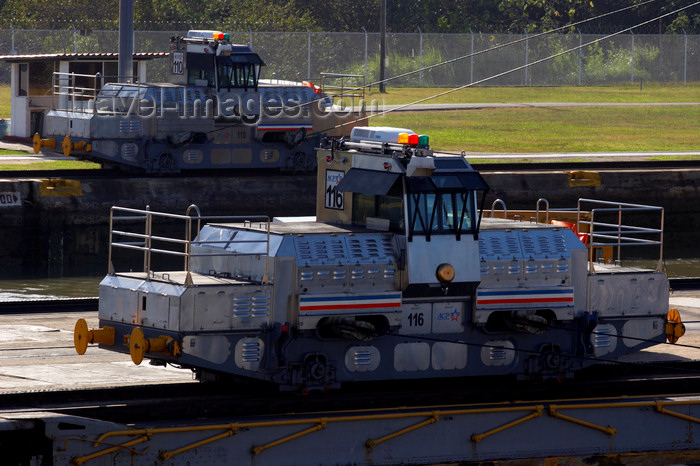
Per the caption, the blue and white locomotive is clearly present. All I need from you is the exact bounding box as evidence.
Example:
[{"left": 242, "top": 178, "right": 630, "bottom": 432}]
[
  {"left": 74, "top": 127, "right": 683, "bottom": 390},
  {"left": 35, "top": 30, "right": 358, "bottom": 174}
]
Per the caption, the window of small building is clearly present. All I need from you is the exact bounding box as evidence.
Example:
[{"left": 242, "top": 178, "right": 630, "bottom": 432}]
[
  {"left": 69, "top": 62, "right": 103, "bottom": 97},
  {"left": 103, "top": 62, "right": 118, "bottom": 83},
  {"left": 102, "top": 62, "right": 138, "bottom": 84},
  {"left": 17, "top": 63, "right": 28, "bottom": 96},
  {"left": 28, "top": 61, "right": 53, "bottom": 96}
]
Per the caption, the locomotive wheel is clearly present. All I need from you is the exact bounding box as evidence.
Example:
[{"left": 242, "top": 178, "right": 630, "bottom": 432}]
[
  {"left": 505, "top": 313, "right": 548, "bottom": 334},
  {"left": 545, "top": 352, "right": 561, "bottom": 369},
  {"left": 331, "top": 317, "right": 375, "bottom": 341},
  {"left": 308, "top": 360, "right": 326, "bottom": 381},
  {"left": 292, "top": 151, "right": 315, "bottom": 172},
  {"left": 158, "top": 153, "right": 175, "bottom": 174},
  {"left": 129, "top": 327, "right": 146, "bottom": 365}
]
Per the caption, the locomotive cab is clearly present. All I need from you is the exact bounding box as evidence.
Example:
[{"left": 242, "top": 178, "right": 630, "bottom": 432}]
[{"left": 318, "top": 127, "right": 488, "bottom": 298}]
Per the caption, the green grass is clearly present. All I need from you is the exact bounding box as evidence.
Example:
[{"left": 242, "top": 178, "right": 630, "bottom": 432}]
[
  {"left": 0, "top": 160, "right": 101, "bottom": 170},
  {"left": 0, "top": 83, "right": 697, "bottom": 158},
  {"left": 370, "top": 105, "right": 700, "bottom": 153},
  {"left": 366, "top": 83, "right": 700, "bottom": 106},
  {"left": 650, "top": 154, "right": 700, "bottom": 161},
  {"left": 0, "top": 148, "right": 30, "bottom": 155},
  {"left": 0, "top": 85, "right": 10, "bottom": 118},
  {"left": 465, "top": 157, "right": 596, "bottom": 164}
]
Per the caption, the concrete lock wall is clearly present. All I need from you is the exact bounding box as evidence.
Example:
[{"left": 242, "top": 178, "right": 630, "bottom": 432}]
[
  {"left": 0, "top": 169, "right": 697, "bottom": 278},
  {"left": 0, "top": 174, "right": 317, "bottom": 278},
  {"left": 480, "top": 168, "right": 700, "bottom": 258}
]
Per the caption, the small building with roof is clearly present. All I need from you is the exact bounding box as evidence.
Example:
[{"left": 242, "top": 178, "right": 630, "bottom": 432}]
[{"left": 0, "top": 52, "right": 167, "bottom": 139}]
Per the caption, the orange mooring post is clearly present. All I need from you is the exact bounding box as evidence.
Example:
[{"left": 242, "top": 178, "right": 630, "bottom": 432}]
[
  {"left": 74, "top": 318, "right": 115, "bottom": 355},
  {"left": 61, "top": 135, "right": 92, "bottom": 157},
  {"left": 32, "top": 132, "right": 56, "bottom": 154},
  {"left": 666, "top": 308, "right": 686, "bottom": 344},
  {"left": 127, "top": 327, "right": 181, "bottom": 365}
]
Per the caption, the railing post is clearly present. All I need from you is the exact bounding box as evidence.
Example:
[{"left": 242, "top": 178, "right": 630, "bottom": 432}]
[
  {"left": 263, "top": 218, "right": 271, "bottom": 285},
  {"left": 659, "top": 208, "right": 665, "bottom": 272},
  {"left": 144, "top": 205, "right": 151, "bottom": 278},
  {"left": 576, "top": 199, "right": 581, "bottom": 232},
  {"left": 577, "top": 199, "right": 593, "bottom": 272},
  {"left": 184, "top": 204, "right": 201, "bottom": 286},
  {"left": 588, "top": 208, "right": 595, "bottom": 273},
  {"left": 185, "top": 217, "right": 190, "bottom": 273},
  {"left": 617, "top": 203, "right": 622, "bottom": 263},
  {"left": 93, "top": 72, "right": 101, "bottom": 115},
  {"left": 108, "top": 208, "right": 115, "bottom": 275},
  {"left": 71, "top": 72, "right": 76, "bottom": 113},
  {"left": 536, "top": 198, "right": 549, "bottom": 224}
]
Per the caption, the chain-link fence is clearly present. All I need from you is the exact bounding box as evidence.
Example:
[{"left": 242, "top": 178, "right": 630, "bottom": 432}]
[{"left": 0, "top": 29, "right": 697, "bottom": 87}]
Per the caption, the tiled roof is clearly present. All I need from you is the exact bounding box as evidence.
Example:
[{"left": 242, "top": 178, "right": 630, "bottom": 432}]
[{"left": 0, "top": 52, "right": 169, "bottom": 61}]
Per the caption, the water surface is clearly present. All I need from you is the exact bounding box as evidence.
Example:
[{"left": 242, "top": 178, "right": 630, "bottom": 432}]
[
  {"left": 0, "top": 258, "right": 698, "bottom": 301},
  {"left": 0, "top": 276, "right": 101, "bottom": 301}
]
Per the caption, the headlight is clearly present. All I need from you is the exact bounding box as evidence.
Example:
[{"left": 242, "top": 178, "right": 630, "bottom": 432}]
[{"left": 436, "top": 263, "right": 455, "bottom": 283}]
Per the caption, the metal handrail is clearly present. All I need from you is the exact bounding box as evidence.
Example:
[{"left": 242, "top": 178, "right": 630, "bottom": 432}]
[
  {"left": 489, "top": 199, "right": 507, "bottom": 219},
  {"left": 576, "top": 198, "right": 664, "bottom": 272},
  {"left": 320, "top": 72, "right": 365, "bottom": 108},
  {"left": 52, "top": 71, "right": 140, "bottom": 114},
  {"left": 108, "top": 205, "right": 271, "bottom": 284},
  {"left": 535, "top": 198, "right": 549, "bottom": 223}
]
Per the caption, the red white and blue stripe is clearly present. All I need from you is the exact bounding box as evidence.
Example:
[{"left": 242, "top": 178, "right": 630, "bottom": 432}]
[
  {"left": 258, "top": 123, "right": 313, "bottom": 132},
  {"left": 476, "top": 288, "right": 574, "bottom": 308},
  {"left": 299, "top": 293, "right": 402, "bottom": 316}
]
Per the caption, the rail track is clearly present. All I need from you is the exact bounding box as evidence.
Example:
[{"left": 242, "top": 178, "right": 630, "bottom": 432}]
[
  {"left": 2, "top": 361, "right": 700, "bottom": 425},
  {"left": 7, "top": 372, "right": 700, "bottom": 465},
  {"left": 1, "top": 159, "right": 699, "bottom": 180},
  {"left": 0, "top": 297, "right": 97, "bottom": 314},
  {"left": 0, "top": 167, "right": 285, "bottom": 180}
]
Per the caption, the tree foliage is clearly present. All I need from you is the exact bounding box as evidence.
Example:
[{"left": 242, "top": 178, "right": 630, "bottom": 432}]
[
  {"left": 0, "top": 0, "right": 697, "bottom": 33},
  {"left": 497, "top": 0, "right": 596, "bottom": 32}
]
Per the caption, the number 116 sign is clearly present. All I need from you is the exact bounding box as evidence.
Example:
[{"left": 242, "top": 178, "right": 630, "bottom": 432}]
[{"left": 325, "top": 170, "right": 344, "bottom": 210}]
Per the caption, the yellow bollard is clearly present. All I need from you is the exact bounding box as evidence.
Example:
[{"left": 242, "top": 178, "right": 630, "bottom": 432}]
[
  {"left": 74, "top": 318, "right": 115, "bottom": 355},
  {"left": 32, "top": 132, "right": 56, "bottom": 154}
]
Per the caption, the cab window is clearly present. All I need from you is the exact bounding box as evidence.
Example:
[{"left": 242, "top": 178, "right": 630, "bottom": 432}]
[
  {"left": 407, "top": 190, "right": 475, "bottom": 240},
  {"left": 352, "top": 182, "right": 404, "bottom": 231}
]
